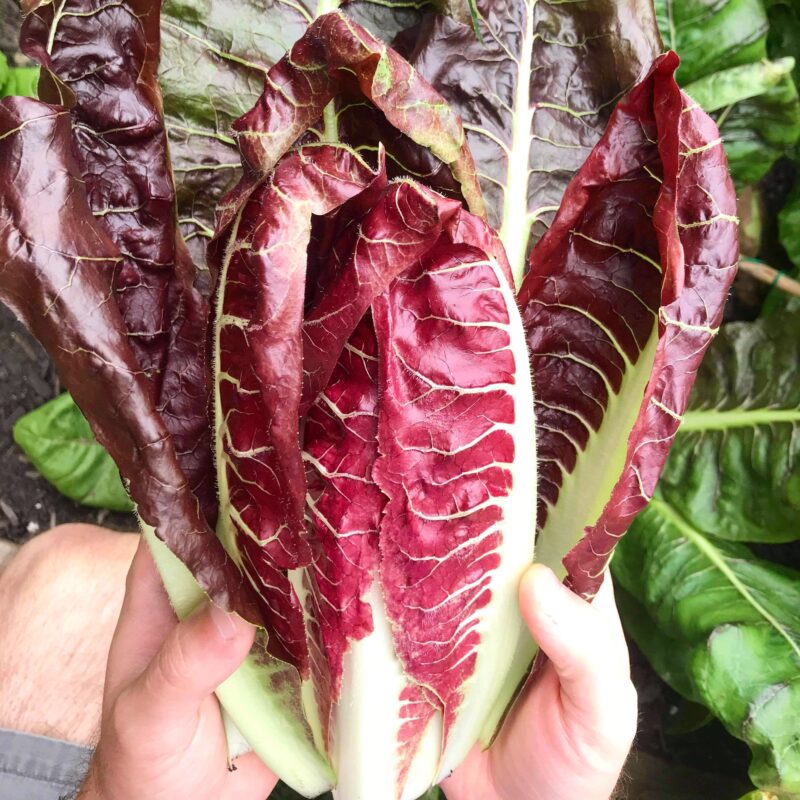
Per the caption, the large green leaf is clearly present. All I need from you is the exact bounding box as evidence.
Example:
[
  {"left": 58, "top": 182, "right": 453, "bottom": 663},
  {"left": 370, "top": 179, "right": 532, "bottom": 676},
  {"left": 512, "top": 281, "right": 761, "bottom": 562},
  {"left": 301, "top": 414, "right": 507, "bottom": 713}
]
[
  {"left": 719, "top": 76, "right": 800, "bottom": 186},
  {"left": 655, "top": 0, "right": 800, "bottom": 186},
  {"left": 656, "top": 311, "right": 800, "bottom": 544},
  {"left": 613, "top": 501, "right": 800, "bottom": 797},
  {"left": 657, "top": 0, "right": 769, "bottom": 85},
  {"left": 13, "top": 393, "right": 134, "bottom": 513}
]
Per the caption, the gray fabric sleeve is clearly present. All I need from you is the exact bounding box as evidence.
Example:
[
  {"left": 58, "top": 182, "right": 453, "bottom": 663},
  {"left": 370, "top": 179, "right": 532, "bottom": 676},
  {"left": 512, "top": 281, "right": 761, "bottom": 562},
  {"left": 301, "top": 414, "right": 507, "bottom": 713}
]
[{"left": 0, "top": 728, "right": 92, "bottom": 800}]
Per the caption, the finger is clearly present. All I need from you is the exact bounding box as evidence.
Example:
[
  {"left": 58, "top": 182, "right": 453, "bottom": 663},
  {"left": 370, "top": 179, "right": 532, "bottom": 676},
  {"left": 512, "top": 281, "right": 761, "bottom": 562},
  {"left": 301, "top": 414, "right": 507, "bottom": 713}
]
[
  {"left": 127, "top": 599, "right": 255, "bottom": 727},
  {"left": 221, "top": 752, "right": 279, "bottom": 800},
  {"left": 591, "top": 570, "right": 626, "bottom": 641},
  {"left": 519, "top": 565, "right": 633, "bottom": 719},
  {"left": 105, "top": 537, "right": 178, "bottom": 700}
]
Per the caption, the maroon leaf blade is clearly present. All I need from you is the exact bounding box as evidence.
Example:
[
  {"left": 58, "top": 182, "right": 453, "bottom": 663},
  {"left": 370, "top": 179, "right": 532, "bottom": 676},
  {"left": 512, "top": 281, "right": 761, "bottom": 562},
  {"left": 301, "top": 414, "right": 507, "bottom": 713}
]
[
  {"left": 400, "top": 0, "right": 663, "bottom": 284},
  {"left": 518, "top": 52, "right": 739, "bottom": 597},
  {"left": 214, "top": 144, "right": 382, "bottom": 674},
  {"left": 303, "top": 318, "right": 384, "bottom": 751},
  {"left": 301, "top": 175, "right": 464, "bottom": 412},
  {"left": 21, "top": 0, "right": 215, "bottom": 520},
  {"left": 0, "top": 97, "right": 259, "bottom": 621},
  {"left": 219, "top": 11, "right": 484, "bottom": 231}
]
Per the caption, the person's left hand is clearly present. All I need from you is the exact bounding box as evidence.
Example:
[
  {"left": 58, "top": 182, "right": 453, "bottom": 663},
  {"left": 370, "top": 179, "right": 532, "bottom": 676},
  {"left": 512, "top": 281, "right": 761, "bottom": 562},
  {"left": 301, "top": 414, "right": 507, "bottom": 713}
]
[{"left": 78, "top": 537, "right": 278, "bottom": 800}]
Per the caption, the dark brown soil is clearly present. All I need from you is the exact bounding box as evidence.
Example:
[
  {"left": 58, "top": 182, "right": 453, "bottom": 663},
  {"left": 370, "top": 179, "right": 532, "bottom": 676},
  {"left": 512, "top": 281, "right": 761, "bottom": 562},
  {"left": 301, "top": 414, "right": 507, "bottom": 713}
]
[{"left": 0, "top": 305, "right": 137, "bottom": 543}]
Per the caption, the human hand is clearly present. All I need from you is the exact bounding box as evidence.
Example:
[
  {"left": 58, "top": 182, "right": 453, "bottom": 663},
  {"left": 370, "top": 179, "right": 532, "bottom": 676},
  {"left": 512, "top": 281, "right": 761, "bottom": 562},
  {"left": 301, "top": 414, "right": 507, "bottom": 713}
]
[
  {"left": 441, "top": 565, "right": 637, "bottom": 800},
  {"left": 78, "top": 538, "right": 278, "bottom": 800}
]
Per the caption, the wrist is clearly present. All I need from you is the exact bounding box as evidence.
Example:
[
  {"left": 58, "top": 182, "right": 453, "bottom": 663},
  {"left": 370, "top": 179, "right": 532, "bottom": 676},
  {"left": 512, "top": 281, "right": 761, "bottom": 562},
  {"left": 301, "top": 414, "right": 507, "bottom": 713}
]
[{"left": 74, "top": 761, "right": 104, "bottom": 800}]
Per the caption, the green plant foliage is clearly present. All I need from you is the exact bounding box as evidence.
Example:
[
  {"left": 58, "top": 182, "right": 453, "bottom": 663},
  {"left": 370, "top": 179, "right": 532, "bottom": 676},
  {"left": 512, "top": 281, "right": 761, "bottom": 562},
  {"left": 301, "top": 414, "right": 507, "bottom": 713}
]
[
  {"left": 655, "top": 311, "right": 800, "bottom": 544},
  {"left": 778, "top": 179, "right": 800, "bottom": 271},
  {"left": 655, "top": 0, "right": 800, "bottom": 186},
  {"left": 767, "top": 0, "right": 800, "bottom": 85},
  {"left": 614, "top": 307, "right": 800, "bottom": 798},
  {"left": 0, "top": 52, "right": 37, "bottom": 97},
  {"left": 614, "top": 504, "right": 800, "bottom": 797},
  {"left": 13, "top": 393, "right": 133, "bottom": 512},
  {"left": 683, "top": 57, "right": 795, "bottom": 113}
]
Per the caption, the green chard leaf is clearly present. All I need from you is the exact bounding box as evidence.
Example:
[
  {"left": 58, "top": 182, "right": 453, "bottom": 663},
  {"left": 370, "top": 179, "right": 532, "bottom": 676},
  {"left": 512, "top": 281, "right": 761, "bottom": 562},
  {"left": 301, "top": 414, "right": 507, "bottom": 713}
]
[
  {"left": 657, "top": 311, "right": 800, "bottom": 544},
  {"left": 13, "top": 393, "right": 133, "bottom": 512},
  {"left": 613, "top": 503, "right": 800, "bottom": 797},
  {"left": 614, "top": 306, "right": 800, "bottom": 797}
]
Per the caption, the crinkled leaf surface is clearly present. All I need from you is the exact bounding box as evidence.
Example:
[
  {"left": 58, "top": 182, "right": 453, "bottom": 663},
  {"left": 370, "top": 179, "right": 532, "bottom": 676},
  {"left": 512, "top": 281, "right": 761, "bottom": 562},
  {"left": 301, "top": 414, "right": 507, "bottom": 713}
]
[
  {"left": 656, "top": 0, "right": 800, "bottom": 186},
  {"left": 158, "top": 0, "right": 431, "bottom": 260},
  {"left": 613, "top": 503, "right": 800, "bottom": 797},
  {"left": 213, "top": 144, "right": 383, "bottom": 675},
  {"left": 0, "top": 96, "right": 257, "bottom": 621},
  {"left": 158, "top": 0, "right": 315, "bottom": 259},
  {"left": 656, "top": 312, "right": 800, "bottom": 544},
  {"left": 21, "top": 0, "right": 216, "bottom": 521},
  {"left": 519, "top": 52, "right": 739, "bottom": 597},
  {"left": 400, "top": 0, "right": 662, "bottom": 285},
  {"left": 13, "top": 393, "right": 133, "bottom": 513},
  {"left": 371, "top": 207, "right": 535, "bottom": 789},
  {"left": 220, "top": 11, "right": 483, "bottom": 230}
]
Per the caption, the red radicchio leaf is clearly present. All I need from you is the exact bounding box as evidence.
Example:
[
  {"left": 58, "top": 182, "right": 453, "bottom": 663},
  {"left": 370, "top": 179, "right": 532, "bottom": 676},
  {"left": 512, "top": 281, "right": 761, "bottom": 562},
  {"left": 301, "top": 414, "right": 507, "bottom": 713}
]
[
  {"left": 0, "top": 97, "right": 260, "bottom": 622},
  {"left": 371, "top": 205, "right": 535, "bottom": 786},
  {"left": 519, "top": 52, "right": 739, "bottom": 598},
  {"left": 302, "top": 318, "right": 383, "bottom": 751},
  {"left": 212, "top": 145, "right": 386, "bottom": 671},
  {"left": 20, "top": 0, "right": 216, "bottom": 521},
  {"left": 217, "top": 11, "right": 485, "bottom": 233}
]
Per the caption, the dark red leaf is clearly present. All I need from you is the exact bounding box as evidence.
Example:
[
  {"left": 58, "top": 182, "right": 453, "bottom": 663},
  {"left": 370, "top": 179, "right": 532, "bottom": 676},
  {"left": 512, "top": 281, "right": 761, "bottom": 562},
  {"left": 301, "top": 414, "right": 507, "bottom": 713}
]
[
  {"left": 518, "top": 53, "right": 739, "bottom": 597},
  {"left": 21, "top": 0, "right": 215, "bottom": 521},
  {"left": 0, "top": 97, "right": 259, "bottom": 621}
]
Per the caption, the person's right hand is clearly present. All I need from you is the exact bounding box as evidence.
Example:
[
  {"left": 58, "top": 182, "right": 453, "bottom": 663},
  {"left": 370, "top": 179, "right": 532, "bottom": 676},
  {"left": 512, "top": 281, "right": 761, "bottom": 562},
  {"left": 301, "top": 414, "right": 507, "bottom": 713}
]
[
  {"left": 441, "top": 565, "right": 637, "bottom": 800},
  {"left": 78, "top": 537, "right": 277, "bottom": 800}
]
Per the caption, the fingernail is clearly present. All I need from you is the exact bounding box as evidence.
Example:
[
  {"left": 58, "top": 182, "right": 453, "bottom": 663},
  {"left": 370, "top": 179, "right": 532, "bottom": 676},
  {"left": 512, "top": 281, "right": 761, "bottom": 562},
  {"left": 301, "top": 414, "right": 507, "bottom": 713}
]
[{"left": 209, "top": 602, "right": 239, "bottom": 641}]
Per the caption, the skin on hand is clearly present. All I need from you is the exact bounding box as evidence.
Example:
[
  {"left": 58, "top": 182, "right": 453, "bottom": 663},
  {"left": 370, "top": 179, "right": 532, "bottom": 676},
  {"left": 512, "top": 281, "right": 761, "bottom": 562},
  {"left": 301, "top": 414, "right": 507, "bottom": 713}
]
[
  {"left": 441, "top": 564, "right": 637, "bottom": 800},
  {"left": 78, "top": 538, "right": 278, "bottom": 800}
]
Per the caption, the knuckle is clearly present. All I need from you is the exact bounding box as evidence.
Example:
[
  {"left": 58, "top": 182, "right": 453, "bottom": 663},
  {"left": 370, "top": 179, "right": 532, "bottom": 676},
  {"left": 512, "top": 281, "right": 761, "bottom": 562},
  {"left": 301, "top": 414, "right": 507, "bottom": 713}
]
[{"left": 153, "top": 631, "right": 193, "bottom": 693}]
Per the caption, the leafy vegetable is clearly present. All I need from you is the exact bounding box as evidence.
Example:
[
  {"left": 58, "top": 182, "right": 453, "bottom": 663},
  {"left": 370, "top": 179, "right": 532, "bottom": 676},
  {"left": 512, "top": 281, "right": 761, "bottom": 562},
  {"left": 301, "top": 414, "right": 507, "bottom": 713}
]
[
  {"left": 22, "top": 0, "right": 217, "bottom": 522},
  {"left": 520, "top": 51, "right": 739, "bottom": 597},
  {"left": 13, "top": 393, "right": 133, "bottom": 513},
  {"left": 0, "top": 94, "right": 260, "bottom": 623},
  {"left": 614, "top": 308, "right": 800, "bottom": 798},
  {"left": 0, "top": 1, "right": 740, "bottom": 798},
  {"left": 614, "top": 506, "right": 800, "bottom": 797},
  {"left": 655, "top": 312, "right": 800, "bottom": 544},
  {"left": 401, "top": 0, "right": 663, "bottom": 285}
]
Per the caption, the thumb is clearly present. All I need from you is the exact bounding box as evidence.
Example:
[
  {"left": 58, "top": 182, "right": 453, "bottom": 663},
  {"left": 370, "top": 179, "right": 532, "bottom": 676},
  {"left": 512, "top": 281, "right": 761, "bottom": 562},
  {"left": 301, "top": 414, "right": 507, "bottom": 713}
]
[
  {"left": 129, "top": 600, "right": 255, "bottom": 727},
  {"left": 519, "top": 564, "right": 634, "bottom": 723}
]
